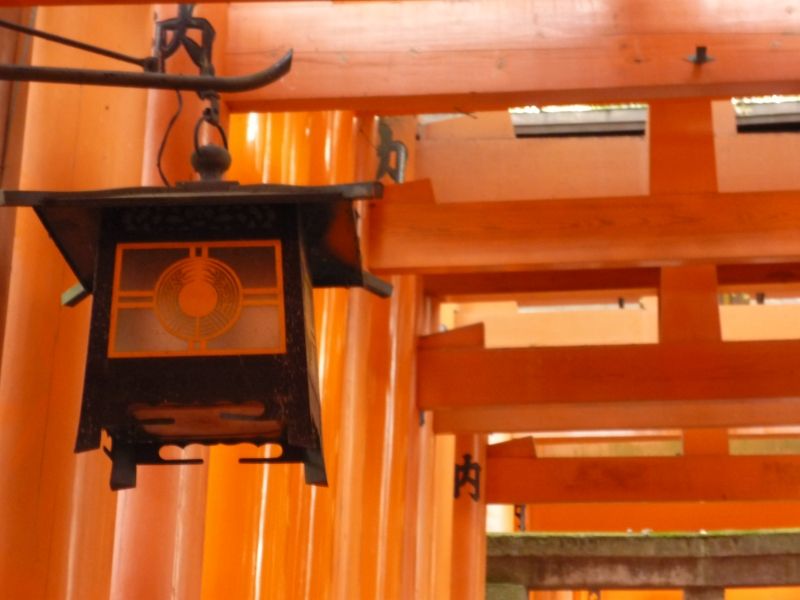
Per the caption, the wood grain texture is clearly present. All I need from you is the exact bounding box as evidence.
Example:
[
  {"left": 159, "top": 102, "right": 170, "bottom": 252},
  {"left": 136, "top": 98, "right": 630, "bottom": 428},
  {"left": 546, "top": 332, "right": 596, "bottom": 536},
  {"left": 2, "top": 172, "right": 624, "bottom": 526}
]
[
  {"left": 432, "top": 397, "right": 800, "bottom": 434},
  {"left": 420, "top": 340, "right": 800, "bottom": 408},
  {"left": 423, "top": 263, "right": 800, "bottom": 299},
  {"left": 486, "top": 455, "right": 800, "bottom": 503},
  {"left": 422, "top": 340, "right": 800, "bottom": 432},
  {"left": 223, "top": 1, "right": 800, "bottom": 111},
  {"left": 368, "top": 189, "right": 800, "bottom": 274}
]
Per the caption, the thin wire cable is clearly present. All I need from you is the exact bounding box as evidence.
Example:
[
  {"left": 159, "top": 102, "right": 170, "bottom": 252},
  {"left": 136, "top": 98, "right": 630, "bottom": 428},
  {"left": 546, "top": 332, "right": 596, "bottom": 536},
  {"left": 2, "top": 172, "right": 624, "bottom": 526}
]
[
  {"left": 0, "top": 17, "right": 151, "bottom": 69},
  {"left": 157, "top": 90, "right": 183, "bottom": 187}
]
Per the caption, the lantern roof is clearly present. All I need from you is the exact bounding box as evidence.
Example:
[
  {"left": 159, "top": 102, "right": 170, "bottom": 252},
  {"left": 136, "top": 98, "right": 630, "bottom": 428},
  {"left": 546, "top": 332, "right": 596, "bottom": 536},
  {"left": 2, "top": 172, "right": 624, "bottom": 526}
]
[{"left": 0, "top": 180, "right": 389, "bottom": 299}]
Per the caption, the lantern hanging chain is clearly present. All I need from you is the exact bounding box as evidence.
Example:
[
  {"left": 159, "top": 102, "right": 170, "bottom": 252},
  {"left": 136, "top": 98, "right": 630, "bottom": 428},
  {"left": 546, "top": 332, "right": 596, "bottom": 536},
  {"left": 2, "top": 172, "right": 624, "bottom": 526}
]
[
  {"left": 156, "top": 90, "right": 183, "bottom": 187},
  {"left": 154, "top": 4, "right": 231, "bottom": 183},
  {"left": 0, "top": 17, "right": 156, "bottom": 71},
  {"left": 159, "top": 5, "right": 230, "bottom": 152},
  {"left": 194, "top": 92, "right": 228, "bottom": 152}
]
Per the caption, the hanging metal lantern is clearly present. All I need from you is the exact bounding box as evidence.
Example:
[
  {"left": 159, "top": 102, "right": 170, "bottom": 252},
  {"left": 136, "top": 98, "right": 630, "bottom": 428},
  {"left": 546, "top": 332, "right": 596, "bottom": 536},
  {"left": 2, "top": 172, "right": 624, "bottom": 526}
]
[
  {"left": 2, "top": 181, "right": 388, "bottom": 489},
  {"left": 0, "top": 5, "right": 392, "bottom": 489}
]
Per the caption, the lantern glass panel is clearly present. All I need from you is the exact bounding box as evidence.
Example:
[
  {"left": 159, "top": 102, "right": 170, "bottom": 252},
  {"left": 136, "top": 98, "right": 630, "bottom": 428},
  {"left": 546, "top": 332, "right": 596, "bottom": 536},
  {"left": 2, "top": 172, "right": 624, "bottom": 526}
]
[{"left": 108, "top": 240, "right": 286, "bottom": 357}]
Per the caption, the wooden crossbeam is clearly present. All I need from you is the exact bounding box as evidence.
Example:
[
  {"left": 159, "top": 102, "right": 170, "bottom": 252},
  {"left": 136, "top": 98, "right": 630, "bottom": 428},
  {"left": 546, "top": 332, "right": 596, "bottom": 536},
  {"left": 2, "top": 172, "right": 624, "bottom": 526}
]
[
  {"left": 223, "top": 1, "right": 800, "bottom": 112},
  {"left": 420, "top": 339, "right": 800, "bottom": 408},
  {"left": 21, "top": 2, "right": 800, "bottom": 112},
  {"left": 485, "top": 454, "right": 800, "bottom": 503},
  {"left": 422, "top": 263, "right": 800, "bottom": 299},
  {"left": 419, "top": 335, "right": 800, "bottom": 432},
  {"left": 433, "top": 398, "right": 800, "bottom": 434},
  {"left": 368, "top": 187, "right": 800, "bottom": 274}
]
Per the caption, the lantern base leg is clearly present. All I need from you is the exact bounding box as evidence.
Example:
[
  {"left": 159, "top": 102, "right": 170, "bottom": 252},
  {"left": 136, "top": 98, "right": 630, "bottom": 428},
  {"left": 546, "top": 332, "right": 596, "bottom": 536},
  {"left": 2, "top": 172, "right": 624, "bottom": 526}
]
[
  {"left": 303, "top": 447, "right": 327, "bottom": 485},
  {"left": 106, "top": 441, "right": 137, "bottom": 490}
]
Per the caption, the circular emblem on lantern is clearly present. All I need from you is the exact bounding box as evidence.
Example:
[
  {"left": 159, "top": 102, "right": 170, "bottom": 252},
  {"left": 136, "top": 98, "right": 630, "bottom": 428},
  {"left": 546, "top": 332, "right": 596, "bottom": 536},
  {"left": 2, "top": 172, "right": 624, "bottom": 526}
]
[{"left": 154, "top": 256, "right": 243, "bottom": 342}]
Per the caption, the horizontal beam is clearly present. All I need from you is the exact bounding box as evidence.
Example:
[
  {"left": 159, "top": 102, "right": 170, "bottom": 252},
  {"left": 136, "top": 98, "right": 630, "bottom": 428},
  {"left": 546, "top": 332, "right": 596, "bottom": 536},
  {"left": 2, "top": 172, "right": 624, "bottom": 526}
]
[
  {"left": 369, "top": 188, "right": 800, "bottom": 274},
  {"left": 419, "top": 338, "right": 800, "bottom": 432},
  {"left": 420, "top": 340, "right": 800, "bottom": 408},
  {"left": 487, "top": 532, "right": 800, "bottom": 589},
  {"left": 432, "top": 398, "right": 800, "bottom": 434},
  {"left": 226, "top": 1, "right": 800, "bottom": 112},
  {"left": 486, "top": 455, "right": 800, "bottom": 503},
  {"left": 422, "top": 263, "right": 800, "bottom": 299}
]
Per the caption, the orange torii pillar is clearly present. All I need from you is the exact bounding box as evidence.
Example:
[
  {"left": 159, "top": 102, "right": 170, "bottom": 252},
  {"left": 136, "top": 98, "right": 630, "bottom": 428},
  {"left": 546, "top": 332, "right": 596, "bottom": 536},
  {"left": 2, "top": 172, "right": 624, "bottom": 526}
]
[
  {"left": 439, "top": 314, "right": 490, "bottom": 596},
  {"left": 451, "top": 433, "right": 488, "bottom": 600},
  {"left": 201, "top": 112, "right": 338, "bottom": 600},
  {"left": 0, "top": 6, "right": 152, "bottom": 599},
  {"left": 649, "top": 99, "right": 730, "bottom": 456},
  {"left": 202, "top": 113, "right": 431, "bottom": 600},
  {"left": 108, "top": 5, "right": 227, "bottom": 599},
  {"left": 329, "top": 115, "right": 428, "bottom": 600},
  {"left": 0, "top": 7, "right": 29, "bottom": 372}
]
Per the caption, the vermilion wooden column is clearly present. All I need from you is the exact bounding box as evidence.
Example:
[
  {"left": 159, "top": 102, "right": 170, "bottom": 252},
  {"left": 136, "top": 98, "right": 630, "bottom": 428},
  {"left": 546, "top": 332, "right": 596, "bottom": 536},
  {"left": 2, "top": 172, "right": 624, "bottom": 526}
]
[
  {"left": 108, "top": 5, "right": 226, "bottom": 599},
  {"left": 451, "top": 433, "right": 488, "bottom": 600},
  {"left": 650, "top": 97, "right": 720, "bottom": 340},
  {"left": 649, "top": 99, "right": 717, "bottom": 195},
  {"left": 0, "top": 6, "right": 151, "bottom": 599},
  {"left": 257, "top": 113, "right": 314, "bottom": 600},
  {"left": 202, "top": 109, "right": 434, "bottom": 598},
  {"left": 0, "top": 7, "right": 28, "bottom": 373},
  {"left": 200, "top": 113, "right": 289, "bottom": 600},
  {"left": 650, "top": 99, "right": 729, "bottom": 463},
  {"left": 202, "top": 111, "right": 364, "bottom": 599}
]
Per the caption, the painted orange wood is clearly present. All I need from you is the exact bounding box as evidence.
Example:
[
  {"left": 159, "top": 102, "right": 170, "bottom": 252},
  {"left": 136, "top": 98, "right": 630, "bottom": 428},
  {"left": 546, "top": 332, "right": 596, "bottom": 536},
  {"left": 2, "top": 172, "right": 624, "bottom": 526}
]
[
  {"left": 382, "top": 178, "right": 437, "bottom": 204},
  {"left": 200, "top": 109, "right": 439, "bottom": 600},
  {"left": 0, "top": 6, "right": 153, "bottom": 599},
  {"left": 683, "top": 429, "right": 729, "bottom": 455},
  {"left": 651, "top": 100, "right": 728, "bottom": 459},
  {"left": 367, "top": 189, "right": 800, "bottom": 274},
  {"left": 419, "top": 305, "right": 457, "bottom": 600},
  {"left": 407, "top": 418, "right": 443, "bottom": 599},
  {"left": 486, "top": 437, "right": 537, "bottom": 459},
  {"left": 418, "top": 322, "right": 485, "bottom": 350},
  {"left": 421, "top": 340, "right": 800, "bottom": 408},
  {"left": 431, "top": 434, "right": 457, "bottom": 599},
  {"left": 395, "top": 278, "right": 434, "bottom": 600},
  {"left": 423, "top": 112, "right": 515, "bottom": 141},
  {"left": 434, "top": 397, "right": 800, "bottom": 435},
  {"left": 659, "top": 266, "right": 721, "bottom": 343},
  {"left": 359, "top": 275, "right": 425, "bottom": 600},
  {"left": 201, "top": 112, "right": 289, "bottom": 600},
  {"left": 418, "top": 135, "right": 648, "bottom": 204},
  {"left": 223, "top": 1, "right": 800, "bottom": 112},
  {"left": 486, "top": 455, "right": 800, "bottom": 503},
  {"left": 0, "top": 7, "right": 28, "bottom": 374},
  {"left": 422, "top": 339, "right": 800, "bottom": 433},
  {"left": 423, "top": 268, "right": 659, "bottom": 301},
  {"left": 451, "top": 434, "right": 487, "bottom": 600},
  {"left": 110, "top": 462, "right": 209, "bottom": 599},
  {"left": 302, "top": 112, "right": 351, "bottom": 600},
  {"left": 328, "top": 284, "right": 387, "bottom": 599},
  {"left": 202, "top": 112, "right": 317, "bottom": 600},
  {"left": 423, "top": 263, "right": 800, "bottom": 301},
  {"left": 649, "top": 99, "right": 717, "bottom": 195},
  {"left": 259, "top": 113, "right": 313, "bottom": 600}
]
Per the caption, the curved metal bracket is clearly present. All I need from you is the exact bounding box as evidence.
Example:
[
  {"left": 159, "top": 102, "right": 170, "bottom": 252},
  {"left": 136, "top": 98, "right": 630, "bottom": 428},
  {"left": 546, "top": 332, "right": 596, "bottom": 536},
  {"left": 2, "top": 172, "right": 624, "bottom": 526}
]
[{"left": 0, "top": 50, "right": 293, "bottom": 93}]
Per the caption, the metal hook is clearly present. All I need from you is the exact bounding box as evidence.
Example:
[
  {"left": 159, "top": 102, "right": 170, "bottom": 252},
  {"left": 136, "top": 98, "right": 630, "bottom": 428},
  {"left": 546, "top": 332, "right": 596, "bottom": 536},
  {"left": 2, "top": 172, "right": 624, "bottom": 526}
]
[{"left": 686, "top": 45, "right": 714, "bottom": 65}]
